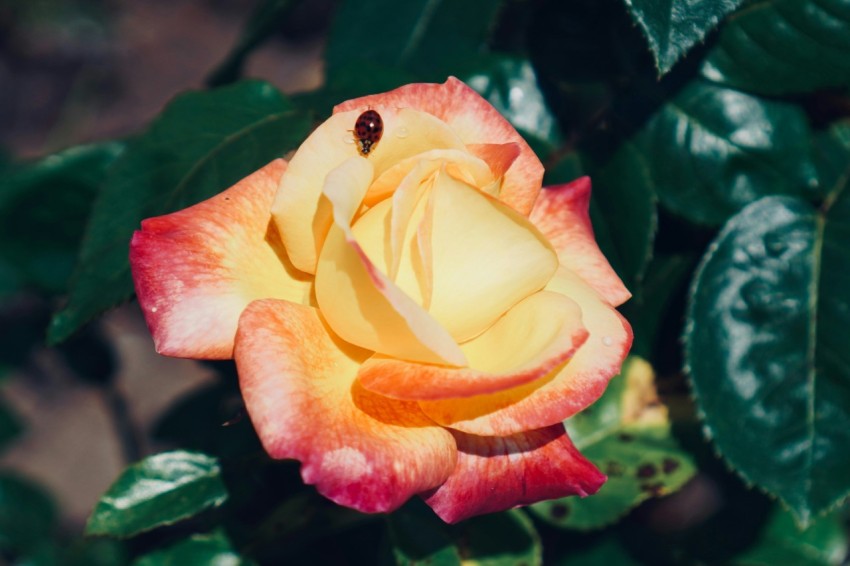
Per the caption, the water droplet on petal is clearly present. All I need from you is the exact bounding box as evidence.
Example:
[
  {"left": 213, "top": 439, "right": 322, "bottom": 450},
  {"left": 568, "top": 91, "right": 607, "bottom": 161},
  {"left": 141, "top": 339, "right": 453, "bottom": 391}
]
[
  {"left": 343, "top": 135, "right": 355, "bottom": 145},
  {"left": 395, "top": 127, "right": 409, "bottom": 139},
  {"left": 602, "top": 336, "right": 613, "bottom": 346}
]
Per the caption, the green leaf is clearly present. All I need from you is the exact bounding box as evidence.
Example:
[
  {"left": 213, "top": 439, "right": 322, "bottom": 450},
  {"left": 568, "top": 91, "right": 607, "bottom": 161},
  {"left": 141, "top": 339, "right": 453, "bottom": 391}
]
[
  {"left": 388, "top": 501, "right": 462, "bottom": 566},
  {"left": 325, "top": 0, "right": 504, "bottom": 80},
  {"left": 451, "top": 510, "right": 541, "bottom": 566},
  {"left": 530, "top": 357, "right": 696, "bottom": 530},
  {"left": 0, "top": 473, "right": 57, "bottom": 554},
  {"left": 0, "top": 142, "right": 124, "bottom": 296},
  {"left": 48, "top": 80, "right": 311, "bottom": 344},
  {"left": 461, "top": 56, "right": 564, "bottom": 160},
  {"left": 206, "top": 0, "right": 297, "bottom": 86},
  {"left": 733, "top": 507, "right": 848, "bottom": 565},
  {"left": 813, "top": 122, "right": 850, "bottom": 202},
  {"left": 86, "top": 451, "right": 228, "bottom": 537},
  {"left": 552, "top": 534, "right": 640, "bottom": 566},
  {"left": 584, "top": 141, "right": 658, "bottom": 292},
  {"left": 701, "top": 0, "right": 850, "bottom": 95},
  {"left": 133, "top": 530, "right": 251, "bottom": 566},
  {"left": 686, "top": 190, "right": 850, "bottom": 526},
  {"left": 623, "top": 0, "right": 745, "bottom": 75},
  {"left": 637, "top": 80, "right": 819, "bottom": 226},
  {"left": 0, "top": 394, "right": 22, "bottom": 452}
]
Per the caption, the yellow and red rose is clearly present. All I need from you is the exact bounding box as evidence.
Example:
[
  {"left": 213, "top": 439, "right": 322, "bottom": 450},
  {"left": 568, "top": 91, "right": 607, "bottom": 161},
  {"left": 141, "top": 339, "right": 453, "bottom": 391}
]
[{"left": 130, "top": 78, "right": 632, "bottom": 523}]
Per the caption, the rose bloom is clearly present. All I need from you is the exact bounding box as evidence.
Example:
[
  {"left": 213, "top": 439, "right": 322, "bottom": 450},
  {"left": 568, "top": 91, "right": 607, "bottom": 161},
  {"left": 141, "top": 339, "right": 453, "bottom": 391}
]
[{"left": 130, "top": 78, "right": 632, "bottom": 523}]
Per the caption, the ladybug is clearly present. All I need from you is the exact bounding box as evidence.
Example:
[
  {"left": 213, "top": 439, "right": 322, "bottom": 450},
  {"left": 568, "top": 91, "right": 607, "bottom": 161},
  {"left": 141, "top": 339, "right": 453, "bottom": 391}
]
[{"left": 353, "top": 109, "right": 383, "bottom": 156}]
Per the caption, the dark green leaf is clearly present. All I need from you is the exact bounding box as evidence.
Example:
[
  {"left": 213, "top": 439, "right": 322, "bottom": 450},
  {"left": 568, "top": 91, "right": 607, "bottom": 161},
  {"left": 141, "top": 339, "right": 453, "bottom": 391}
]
[
  {"left": 702, "top": 0, "right": 850, "bottom": 95},
  {"left": 388, "top": 501, "right": 461, "bottom": 566},
  {"left": 733, "top": 507, "right": 848, "bottom": 565},
  {"left": 207, "top": 0, "right": 297, "bottom": 86},
  {"left": 48, "top": 81, "right": 311, "bottom": 344},
  {"left": 460, "top": 56, "right": 564, "bottom": 160},
  {"left": 451, "top": 510, "right": 541, "bottom": 566},
  {"left": 0, "top": 473, "right": 57, "bottom": 554},
  {"left": 86, "top": 451, "right": 228, "bottom": 537},
  {"left": 0, "top": 394, "right": 22, "bottom": 452},
  {"left": 531, "top": 357, "right": 696, "bottom": 530},
  {"left": 686, "top": 191, "right": 850, "bottom": 526},
  {"left": 133, "top": 529, "right": 251, "bottom": 566},
  {"left": 584, "top": 141, "right": 658, "bottom": 291},
  {"left": 638, "top": 80, "right": 819, "bottom": 226},
  {"left": 623, "top": 0, "right": 745, "bottom": 75},
  {"left": 0, "top": 142, "right": 124, "bottom": 296},
  {"left": 325, "top": 0, "right": 504, "bottom": 80},
  {"left": 553, "top": 534, "right": 640, "bottom": 566},
  {"left": 813, "top": 121, "right": 850, "bottom": 202},
  {"left": 621, "top": 252, "right": 697, "bottom": 359}
]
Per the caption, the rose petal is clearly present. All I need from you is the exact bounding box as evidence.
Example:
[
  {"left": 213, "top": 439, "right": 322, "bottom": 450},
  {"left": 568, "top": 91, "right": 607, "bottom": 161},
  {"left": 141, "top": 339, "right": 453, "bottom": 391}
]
[
  {"left": 423, "top": 424, "right": 605, "bottom": 523},
  {"left": 273, "top": 108, "right": 465, "bottom": 274},
  {"left": 315, "top": 157, "right": 466, "bottom": 366},
  {"left": 420, "top": 268, "right": 632, "bottom": 435},
  {"left": 235, "top": 298, "right": 458, "bottom": 514},
  {"left": 365, "top": 148, "right": 494, "bottom": 206},
  {"left": 425, "top": 172, "right": 558, "bottom": 342},
  {"left": 466, "top": 142, "right": 521, "bottom": 180},
  {"left": 530, "top": 177, "right": 631, "bottom": 306},
  {"left": 357, "top": 291, "right": 588, "bottom": 400},
  {"left": 130, "top": 159, "right": 310, "bottom": 359},
  {"left": 335, "top": 77, "right": 543, "bottom": 216}
]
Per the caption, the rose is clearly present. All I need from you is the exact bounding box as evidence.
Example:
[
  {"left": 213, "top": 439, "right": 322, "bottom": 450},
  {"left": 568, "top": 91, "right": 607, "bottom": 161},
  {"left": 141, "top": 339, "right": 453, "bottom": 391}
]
[{"left": 130, "top": 78, "right": 632, "bottom": 523}]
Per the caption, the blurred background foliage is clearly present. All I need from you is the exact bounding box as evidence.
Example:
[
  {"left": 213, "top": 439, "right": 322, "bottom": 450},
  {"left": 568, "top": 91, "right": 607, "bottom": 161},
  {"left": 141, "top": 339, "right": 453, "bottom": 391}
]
[{"left": 1, "top": 0, "right": 849, "bottom": 563}]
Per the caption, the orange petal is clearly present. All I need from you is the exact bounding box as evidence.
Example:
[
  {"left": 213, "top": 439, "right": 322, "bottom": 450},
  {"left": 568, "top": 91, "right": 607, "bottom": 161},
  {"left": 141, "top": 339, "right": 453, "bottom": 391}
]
[
  {"left": 419, "top": 268, "right": 632, "bottom": 435},
  {"left": 335, "top": 77, "right": 543, "bottom": 216},
  {"left": 357, "top": 291, "right": 588, "bottom": 400},
  {"left": 235, "top": 298, "right": 457, "bottom": 514},
  {"left": 315, "top": 158, "right": 466, "bottom": 366},
  {"left": 423, "top": 425, "right": 605, "bottom": 523},
  {"left": 130, "top": 160, "right": 311, "bottom": 359},
  {"left": 530, "top": 177, "right": 631, "bottom": 306},
  {"left": 466, "top": 142, "right": 521, "bottom": 180}
]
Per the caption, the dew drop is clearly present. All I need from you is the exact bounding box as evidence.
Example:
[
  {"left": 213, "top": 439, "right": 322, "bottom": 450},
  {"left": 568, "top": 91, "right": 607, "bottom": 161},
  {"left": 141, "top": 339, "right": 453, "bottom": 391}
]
[
  {"left": 151, "top": 306, "right": 158, "bottom": 313},
  {"left": 395, "top": 126, "right": 409, "bottom": 139},
  {"left": 343, "top": 135, "right": 355, "bottom": 145},
  {"left": 602, "top": 336, "right": 613, "bottom": 346}
]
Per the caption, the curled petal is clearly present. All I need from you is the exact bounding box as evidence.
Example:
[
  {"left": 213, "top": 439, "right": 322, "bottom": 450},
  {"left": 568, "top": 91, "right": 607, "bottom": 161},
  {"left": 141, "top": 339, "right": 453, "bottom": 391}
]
[
  {"left": 358, "top": 291, "right": 588, "bottom": 400},
  {"left": 130, "top": 159, "right": 310, "bottom": 359},
  {"left": 273, "top": 108, "right": 464, "bottom": 274},
  {"left": 423, "top": 424, "right": 605, "bottom": 523},
  {"left": 420, "top": 268, "right": 632, "bottom": 435},
  {"left": 335, "top": 77, "right": 543, "bottom": 216},
  {"left": 530, "top": 177, "right": 631, "bottom": 306},
  {"left": 315, "top": 157, "right": 466, "bottom": 366},
  {"left": 235, "top": 298, "right": 457, "bottom": 514}
]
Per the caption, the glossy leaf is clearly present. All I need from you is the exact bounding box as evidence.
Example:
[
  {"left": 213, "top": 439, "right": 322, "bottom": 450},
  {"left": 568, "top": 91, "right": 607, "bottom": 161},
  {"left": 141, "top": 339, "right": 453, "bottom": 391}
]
[
  {"left": 733, "top": 507, "right": 848, "bottom": 565},
  {"left": 686, "top": 191, "right": 850, "bottom": 526},
  {"left": 813, "top": 122, "right": 850, "bottom": 202},
  {"left": 0, "top": 473, "right": 57, "bottom": 554},
  {"left": 0, "top": 142, "right": 124, "bottom": 296},
  {"left": 584, "top": 141, "right": 658, "bottom": 291},
  {"left": 86, "top": 451, "right": 228, "bottom": 537},
  {"left": 325, "top": 0, "right": 504, "bottom": 79},
  {"left": 388, "top": 501, "right": 462, "bottom": 566},
  {"left": 451, "top": 510, "right": 541, "bottom": 566},
  {"left": 530, "top": 357, "right": 696, "bottom": 530},
  {"left": 637, "top": 80, "right": 819, "bottom": 226},
  {"left": 461, "top": 56, "right": 563, "bottom": 159},
  {"left": 702, "top": 0, "right": 850, "bottom": 95},
  {"left": 134, "top": 530, "right": 251, "bottom": 566},
  {"left": 48, "top": 81, "right": 311, "bottom": 344},
  {"left": 623, "top": 0, "right": 745, "bottom": 75}
]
